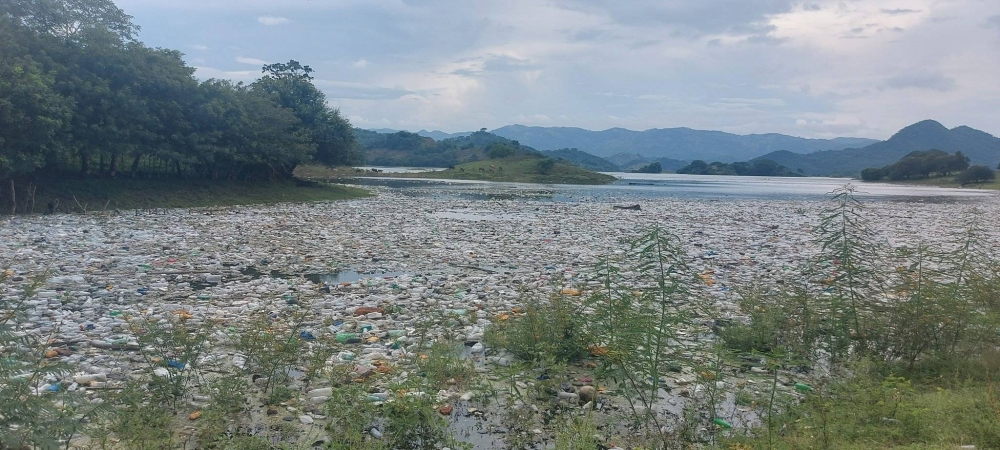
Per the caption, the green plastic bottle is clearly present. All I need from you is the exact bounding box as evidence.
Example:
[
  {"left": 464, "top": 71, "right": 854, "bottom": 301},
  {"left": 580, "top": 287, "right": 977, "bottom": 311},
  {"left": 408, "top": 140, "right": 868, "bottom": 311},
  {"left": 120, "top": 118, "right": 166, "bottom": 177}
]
[
  {"left": 794, "top": 382, "right": 814, "bottom": 392},
  {"left": 713, "top": 418, "right": 733, "bottom": 429}
]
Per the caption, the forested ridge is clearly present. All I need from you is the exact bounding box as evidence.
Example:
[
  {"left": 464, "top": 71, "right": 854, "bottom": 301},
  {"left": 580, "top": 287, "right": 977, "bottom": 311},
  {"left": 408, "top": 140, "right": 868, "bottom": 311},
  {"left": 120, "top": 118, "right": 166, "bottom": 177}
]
[
  {"left": 356, "top": 128, "right": 539, "bottom": 167},
  {"left": 0, "top": 0, "right": 361, "bottom": 213}
]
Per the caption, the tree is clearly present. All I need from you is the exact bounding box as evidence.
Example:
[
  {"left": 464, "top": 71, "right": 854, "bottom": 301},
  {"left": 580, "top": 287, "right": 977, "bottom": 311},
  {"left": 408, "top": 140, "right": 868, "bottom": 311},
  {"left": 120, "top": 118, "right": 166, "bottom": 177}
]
[
  {"left": 870, "top": 150, "right": 972, "bottom": 181},
  {"left": 749, "top": 159, "right": 783, "bottom": 176},
  {"left": 860, "top": 167, "right": 887, "bottom": 181},
  {"left": 731, "top": 161, "right": 751, "bottom": 175},
  {"left": 0, "top": 0, "right": 139, "bottom": 42},
  {"left": 0, "top": 16, "right": 71, "bottom": 212},
  {"left": 536, "top": 157, "right": 556, "bottom": 174},
  {"left": 487, "top": 143, "right": 516, "bottom": 159},
  {"left": 676, "top": 160, "right": 708, "bottom": 175},
  {"left": 252, "top": 60, "right": 362, "bottom": 168},
  {"left": 635, "top": 162, "right": 662, "bottom": 173},
  {"left": 956, "top": 165, "right": 996, "bottom": 185}
]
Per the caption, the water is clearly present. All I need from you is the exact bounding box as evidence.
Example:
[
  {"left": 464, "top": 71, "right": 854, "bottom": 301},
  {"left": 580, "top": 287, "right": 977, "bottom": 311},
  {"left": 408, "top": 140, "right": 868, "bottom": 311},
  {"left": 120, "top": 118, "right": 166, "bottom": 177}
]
[{"left": 346, "top": 173, "right": 997, "bottom": 203}]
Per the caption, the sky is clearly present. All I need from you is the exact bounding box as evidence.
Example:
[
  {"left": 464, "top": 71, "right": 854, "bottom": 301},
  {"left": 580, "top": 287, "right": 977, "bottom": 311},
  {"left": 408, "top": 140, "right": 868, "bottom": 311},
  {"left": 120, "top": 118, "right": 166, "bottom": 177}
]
[{"left": 114, "top": 0, "right": 1000, "bottom": 139}]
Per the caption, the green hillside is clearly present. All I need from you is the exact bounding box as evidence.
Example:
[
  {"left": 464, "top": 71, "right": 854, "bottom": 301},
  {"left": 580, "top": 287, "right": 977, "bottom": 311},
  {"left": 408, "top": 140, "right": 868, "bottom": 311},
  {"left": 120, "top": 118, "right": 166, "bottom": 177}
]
[{"left": 540, "top": 148, "right": 619, "bottom": 171}]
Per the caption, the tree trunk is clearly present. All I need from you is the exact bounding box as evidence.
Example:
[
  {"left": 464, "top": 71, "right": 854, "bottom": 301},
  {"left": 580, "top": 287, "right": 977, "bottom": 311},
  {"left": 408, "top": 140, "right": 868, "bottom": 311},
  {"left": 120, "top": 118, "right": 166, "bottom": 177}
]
[
  {"left": 109, "top": 152, "right": 118, "bottom": 178},
  {"left": 9, "top": 178, "right": 15, "bottom": 215},
  {"left": 80, "top": 152, "right": 89, "bottom": 175},
  {"left": 131, "top": 154, "right": 141, "bottom": 177},
  {"left": 174, "top": 160, "right": 182, "bottom": 178}
]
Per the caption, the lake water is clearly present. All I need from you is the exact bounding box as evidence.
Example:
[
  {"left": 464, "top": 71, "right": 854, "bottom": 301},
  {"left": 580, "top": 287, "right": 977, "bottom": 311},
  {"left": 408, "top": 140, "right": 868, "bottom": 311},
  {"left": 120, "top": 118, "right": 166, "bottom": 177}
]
[{"left": 346, "top": 172, "right": 997, "bottom": 203}]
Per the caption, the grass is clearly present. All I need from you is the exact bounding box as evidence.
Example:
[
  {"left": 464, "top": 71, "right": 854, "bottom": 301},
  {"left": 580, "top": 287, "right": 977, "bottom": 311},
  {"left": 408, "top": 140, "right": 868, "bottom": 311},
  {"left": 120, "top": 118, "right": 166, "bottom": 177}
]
[
  {"left": 296, "top": 155, "right": 618, "bottom": 185},
  {"left": 725, "top": 372, "right": 1000, "bottom": 449},
  {"left": 3, "top": 177, "right": 370, "bottom": 213}
]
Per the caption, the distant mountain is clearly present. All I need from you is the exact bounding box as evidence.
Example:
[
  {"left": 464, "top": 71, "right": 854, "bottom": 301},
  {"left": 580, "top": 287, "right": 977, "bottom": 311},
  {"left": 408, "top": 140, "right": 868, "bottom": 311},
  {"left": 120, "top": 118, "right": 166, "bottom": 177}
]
[
  {"left": 605, "top": 153, "right": 689, "bottom": 173},
  {"left": 491, "top": 124, "right": 878, "bottom": 162},
  {"left": 540, "top": 148, "right": 619, "bottom": 172},
  {"left": 366, "top": 128, "right": 472, "bottom": 141},
  {"left": 756, "top": 120, "right": 1000, "bottom": 176}
]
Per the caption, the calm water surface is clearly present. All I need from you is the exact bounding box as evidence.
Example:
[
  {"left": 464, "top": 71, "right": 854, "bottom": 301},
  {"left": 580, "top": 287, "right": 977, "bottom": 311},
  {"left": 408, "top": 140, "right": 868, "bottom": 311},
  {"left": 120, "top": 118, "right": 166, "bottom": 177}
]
[{"left": 346, "top": 172, "right": 997, "bottom": 203}]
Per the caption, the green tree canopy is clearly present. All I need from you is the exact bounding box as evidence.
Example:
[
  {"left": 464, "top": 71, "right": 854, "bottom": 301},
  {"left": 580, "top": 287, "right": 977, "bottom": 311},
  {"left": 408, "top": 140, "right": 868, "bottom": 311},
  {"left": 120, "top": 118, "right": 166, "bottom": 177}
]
[
  {"left": 252, "top": 60, "right": 362, "bottom": 167},
  {"left": 956, "top": 165, "right": 995, "bottom": 185},
  {"left": 861, "top": 150, "right": 970, "bottom": 181}
]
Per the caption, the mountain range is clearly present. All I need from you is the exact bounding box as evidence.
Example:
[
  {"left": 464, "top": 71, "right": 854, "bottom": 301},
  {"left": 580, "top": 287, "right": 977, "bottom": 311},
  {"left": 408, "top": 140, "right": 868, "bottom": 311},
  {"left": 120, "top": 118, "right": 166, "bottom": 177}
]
[
  {"left": 370, "top": 126, "right": 878, "bottom": 162},
  {"left": 365, "top": 120, "right": 1000, "bottom": 176},
  {"left": 489, "top": 125, "right": 879, "bottom": 162},
  {"left": 756, "top": 120, "right": 1000, "bottom": 176}
]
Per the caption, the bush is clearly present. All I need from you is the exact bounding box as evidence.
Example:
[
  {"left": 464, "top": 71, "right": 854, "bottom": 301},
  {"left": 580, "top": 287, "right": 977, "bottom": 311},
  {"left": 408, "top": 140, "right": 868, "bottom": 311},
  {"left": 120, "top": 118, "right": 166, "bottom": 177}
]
[
  {"left": 636, "top": 161, "right": 662, "bottom": 173},
  {"left": 536, "top": 157, "right": 557, "bottom": 174},
  {"left": 860, "top": 167, "right": 887, "bottom": 181},
  {"left": 485, "top": 294, "right": 590, "bottom": 364},
  {"left": 957, "top": 165, "right": 996, "bottom": 184},
  {"left": 487, "top": 143, "right": 516, "bottom": 159}
]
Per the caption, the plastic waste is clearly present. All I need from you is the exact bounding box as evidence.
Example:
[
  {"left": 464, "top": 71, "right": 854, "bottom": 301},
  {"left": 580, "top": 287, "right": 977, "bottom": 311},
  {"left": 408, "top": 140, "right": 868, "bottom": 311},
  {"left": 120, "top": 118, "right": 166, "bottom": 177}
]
[{"left": 713, "top": 418, "right": 733, "bottom": 429}]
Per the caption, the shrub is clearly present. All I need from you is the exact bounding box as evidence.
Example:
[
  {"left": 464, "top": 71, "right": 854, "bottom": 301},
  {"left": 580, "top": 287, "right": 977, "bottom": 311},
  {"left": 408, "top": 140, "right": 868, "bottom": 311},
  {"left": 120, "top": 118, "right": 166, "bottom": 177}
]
[
  {"left": 485, "top": 294, "right": 590, "bottom": 364},
  {"left": 536, "top": 157, "right": 556, "bottom": 174}
]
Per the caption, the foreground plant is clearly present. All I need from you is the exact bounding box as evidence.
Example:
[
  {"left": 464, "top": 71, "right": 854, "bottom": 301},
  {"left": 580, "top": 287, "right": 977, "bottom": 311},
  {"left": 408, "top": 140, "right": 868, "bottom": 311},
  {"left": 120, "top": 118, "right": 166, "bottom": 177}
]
[
  {"left": 587, "top": 227, "right": 714, "bottom": 442},
  {"left": 0, "top": 269, "right": 101, "bottom": 449}
]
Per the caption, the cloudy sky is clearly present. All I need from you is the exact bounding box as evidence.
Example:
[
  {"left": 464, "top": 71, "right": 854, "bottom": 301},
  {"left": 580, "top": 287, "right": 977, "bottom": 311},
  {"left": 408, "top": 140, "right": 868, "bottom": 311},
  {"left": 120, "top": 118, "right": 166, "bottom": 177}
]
[{"left": 115, "top": 0, "right": 1000, "bottom": 139}]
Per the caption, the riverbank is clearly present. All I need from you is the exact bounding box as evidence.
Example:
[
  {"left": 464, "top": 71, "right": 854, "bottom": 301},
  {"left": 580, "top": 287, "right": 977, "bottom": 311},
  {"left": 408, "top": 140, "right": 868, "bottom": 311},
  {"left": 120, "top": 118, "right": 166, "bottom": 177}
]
[{"left": 0, "top": 178, "right": 370, "bottom": 214}]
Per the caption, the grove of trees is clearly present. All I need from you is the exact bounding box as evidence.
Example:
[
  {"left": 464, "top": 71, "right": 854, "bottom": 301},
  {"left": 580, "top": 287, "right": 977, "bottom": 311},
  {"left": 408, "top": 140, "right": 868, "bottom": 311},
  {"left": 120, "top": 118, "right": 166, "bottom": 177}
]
[
  {"left": 634, "top": 161, "right": 662, "bottom": 174},
  {"left": 675, "top": 159, "right": 801, "bottom": 177},
  {"left": 0, "top": 0, "right": 361, "bottom": 210},
  {"left": 956, "top": 165, "right": 996, "bottom": 185},
  {"left": 860, "top": 150, "right": 969, "bottom": 181}
]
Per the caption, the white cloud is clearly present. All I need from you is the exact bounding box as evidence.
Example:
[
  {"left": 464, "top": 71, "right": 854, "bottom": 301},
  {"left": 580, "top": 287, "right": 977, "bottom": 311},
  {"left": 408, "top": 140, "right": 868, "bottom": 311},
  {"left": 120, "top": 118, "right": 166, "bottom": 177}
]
[
  {"left": 190, "top": 44, "right": 208, "bottom": 51},
  {"left": 313, "top": 80, "right": 415, "bottom": 100},
  {"left": 192, "top": 66, "right": 259, "bottom": 81},
  {"left": 257, "top": 16, "right": 290, "bottom": 26},
  {"left": 352, "top": 59, "right": 369, "bottom": 69},
  {"left": 235, "top": 56, "right": 269, "bottom": 66}
]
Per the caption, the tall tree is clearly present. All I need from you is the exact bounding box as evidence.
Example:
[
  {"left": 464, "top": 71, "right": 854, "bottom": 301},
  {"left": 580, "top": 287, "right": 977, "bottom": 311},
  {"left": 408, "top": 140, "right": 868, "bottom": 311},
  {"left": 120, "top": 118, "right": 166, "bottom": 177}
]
[
  {"left": 0, "top": 0, "right": 138, "bottom": 42},
  {"left": 0, "top": 16, "right": 71, "bottom": 211},
  {"left": 252, "top": 60, "right": 362, "bottom": 167}
]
